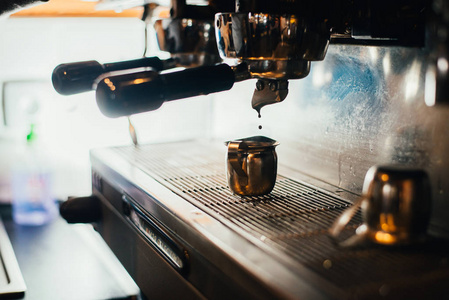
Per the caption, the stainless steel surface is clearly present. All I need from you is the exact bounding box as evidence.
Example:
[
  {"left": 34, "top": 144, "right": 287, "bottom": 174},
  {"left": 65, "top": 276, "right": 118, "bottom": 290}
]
[
  {"left": 246, "top": 60, "right": 310, "bottom": 80},
  {"left": 154, "top": 18, "right": 221, "bottom": 67},
  {"left": 214, "top": 12, "right": 327, "bottom": 112},
  {"left": 330, "top": 165, "right": 432, "bottom": 246},
  {"left": 0, "top": 217, "right": 26, "bottom": 298},
  {"left": 210, "top": 43, "right": 449, "bottom": 238},
  {"left": 426, "top": 0, "right": 449, "bottom": 106},
  {"left": 122, "top": 194, "right": 186, "bottom": 270},
  {"left": 2, "top": 214, "right": 139, "bottom": 300},
  {"left": 91, "top": 143, "right": 332, "bottom": 300},
  {"left": 91, "top": 141, "right": 449, "bottom": 299},
  {"left": 215, "top": 13, "right": 324, "bottom": 79},
  {"left": 214, "top": 12, "right": 329, "bottom": 61},
  {"left": 226, "top": 136, "right": 279, "bottom": 196}
]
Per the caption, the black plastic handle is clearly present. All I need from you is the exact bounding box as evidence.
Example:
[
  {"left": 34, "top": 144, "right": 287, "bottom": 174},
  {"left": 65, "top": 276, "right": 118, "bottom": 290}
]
[
  {"left": 52, "top": 57, "right": 167, "bottom": 96},
  {"left": 95, "top": 63, "right": 235, "bottom": 118},
  {"left": 59, "top": 196, "right": 101, "bottom": 224}
]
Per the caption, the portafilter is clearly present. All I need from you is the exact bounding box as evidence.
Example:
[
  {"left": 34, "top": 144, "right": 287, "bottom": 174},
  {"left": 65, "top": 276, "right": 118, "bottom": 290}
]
[{"left": 93, "top": 12, "right": 331, "bottom": 118}]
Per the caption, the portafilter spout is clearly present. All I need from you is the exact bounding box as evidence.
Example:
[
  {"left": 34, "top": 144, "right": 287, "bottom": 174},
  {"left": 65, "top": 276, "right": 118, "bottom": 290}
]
[{"left": 251, "top": 79, "right": 289, "bottom": 115}]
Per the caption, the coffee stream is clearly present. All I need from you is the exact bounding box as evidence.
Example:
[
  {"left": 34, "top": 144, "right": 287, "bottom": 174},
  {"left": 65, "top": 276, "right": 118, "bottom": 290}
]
[{"left": 257, "top": 109, "right": 262, "bottom": 130}]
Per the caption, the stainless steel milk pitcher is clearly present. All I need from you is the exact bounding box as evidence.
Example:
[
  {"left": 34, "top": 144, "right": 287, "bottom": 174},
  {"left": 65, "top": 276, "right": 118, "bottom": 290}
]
[
  {"left": 225, "top": 136, "right": 279, "bottom": 196},
  {"left": 330, "top": 165, "right": 432, "bottom": 247}
]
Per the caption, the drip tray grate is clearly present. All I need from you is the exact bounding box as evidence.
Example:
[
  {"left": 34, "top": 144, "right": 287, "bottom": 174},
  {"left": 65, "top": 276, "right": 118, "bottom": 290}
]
[{"left": 112, "top": 141, "right": 449, "bottom": 296}]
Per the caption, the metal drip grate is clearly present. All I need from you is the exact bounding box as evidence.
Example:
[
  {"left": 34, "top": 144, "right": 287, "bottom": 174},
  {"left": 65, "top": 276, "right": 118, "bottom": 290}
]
[
  {"left": 112, "top": 141, "right": 449, "bottom": 296},
  {"left": 116, "top": 142, "right": 355, "bottom": 242}
]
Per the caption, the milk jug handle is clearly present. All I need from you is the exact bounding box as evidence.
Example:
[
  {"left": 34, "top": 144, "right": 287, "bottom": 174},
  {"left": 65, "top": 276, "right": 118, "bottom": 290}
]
[
  {"left": 227, "top": 141, "right": 248, "bottom": 179},
  {"left": 329, "top": 197, "right": 366, "bottom": 246}
]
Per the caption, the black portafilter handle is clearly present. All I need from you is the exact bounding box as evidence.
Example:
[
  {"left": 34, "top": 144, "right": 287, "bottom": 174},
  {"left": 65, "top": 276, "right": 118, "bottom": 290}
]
[
  {"left": 95, "top": 63, "right": 236, "bottom": 118},
  {"left": 52, "top": 57, "right": 172, "bottom": 96}
]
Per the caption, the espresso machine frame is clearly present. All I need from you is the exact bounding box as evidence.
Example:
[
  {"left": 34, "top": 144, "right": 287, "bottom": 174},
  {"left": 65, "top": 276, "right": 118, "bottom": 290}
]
[{"left": 58, "top": 0, "right": 449, "bottom": 299}]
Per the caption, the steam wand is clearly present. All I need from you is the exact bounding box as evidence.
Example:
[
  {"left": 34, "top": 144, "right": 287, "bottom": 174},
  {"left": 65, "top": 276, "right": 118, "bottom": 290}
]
[{"left": 128, "top": 117, "right": 138, "bottom": 146}]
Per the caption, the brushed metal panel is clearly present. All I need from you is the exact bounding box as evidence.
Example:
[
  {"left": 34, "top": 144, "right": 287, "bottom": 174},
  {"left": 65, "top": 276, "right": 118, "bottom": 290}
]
[{"left": 211, "top": 45, "right": 449, "bottom": 236}]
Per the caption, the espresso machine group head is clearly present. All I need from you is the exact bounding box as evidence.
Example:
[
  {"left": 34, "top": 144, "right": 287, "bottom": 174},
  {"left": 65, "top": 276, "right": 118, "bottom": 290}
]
[
  {"left": 52, "top": 0, "right": 431, "bottom": 117},
  {"left": 215, "top": 0, "right": 331, "bottom": 112},
  {"left": 216, "top": 0, "right": 431, "bottom": 112}
]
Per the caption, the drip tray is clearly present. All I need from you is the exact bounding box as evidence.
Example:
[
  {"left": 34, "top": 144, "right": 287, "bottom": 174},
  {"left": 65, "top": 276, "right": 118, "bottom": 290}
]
[{"left": 104, "top": 141, "right": 449, "bottom": 298}]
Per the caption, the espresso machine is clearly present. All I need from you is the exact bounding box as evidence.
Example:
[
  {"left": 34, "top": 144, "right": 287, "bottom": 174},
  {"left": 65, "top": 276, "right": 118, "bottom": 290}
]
[{"left": 57, "top": 0, "right": 449, "bottom": 299}]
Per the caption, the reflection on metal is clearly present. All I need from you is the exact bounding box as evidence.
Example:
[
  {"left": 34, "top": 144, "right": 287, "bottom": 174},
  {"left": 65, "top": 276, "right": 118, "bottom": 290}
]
[
  {"left": 213, "top": 44, "right": 449, "bottom": 237},
  {"left": 215, "top": 12, "right": 326, "bottom": 79},
  {"left": 330, "top": 165, "right": 432, "bottom": 247},
  {"left": 154, "top": 18, "right": 221, "bottom": 67},
  {"left": 425, "top": 0, "right": 449, "bottom": 106},
  {"left": 425, "top": 66, "right": 437, "bottom": 106}
]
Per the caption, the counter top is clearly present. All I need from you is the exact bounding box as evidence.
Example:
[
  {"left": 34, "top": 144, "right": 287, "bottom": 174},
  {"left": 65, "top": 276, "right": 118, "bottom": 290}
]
[{"left": 1, "top": 205, "right": 139, "bottom": 300}]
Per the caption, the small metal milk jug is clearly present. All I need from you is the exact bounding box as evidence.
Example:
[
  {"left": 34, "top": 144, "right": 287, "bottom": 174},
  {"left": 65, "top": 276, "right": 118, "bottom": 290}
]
[{"left": 225, "top": 136, "right": 279, "bottom": 196}]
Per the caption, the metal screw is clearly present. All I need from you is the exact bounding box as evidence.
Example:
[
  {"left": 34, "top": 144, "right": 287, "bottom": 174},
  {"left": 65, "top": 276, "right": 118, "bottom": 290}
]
[
  {"left": 256, "top": 80, "right": 265, "bottom": 91},
  {"left": 269, "top": 81, "right": 277, "bottom": 91}
]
